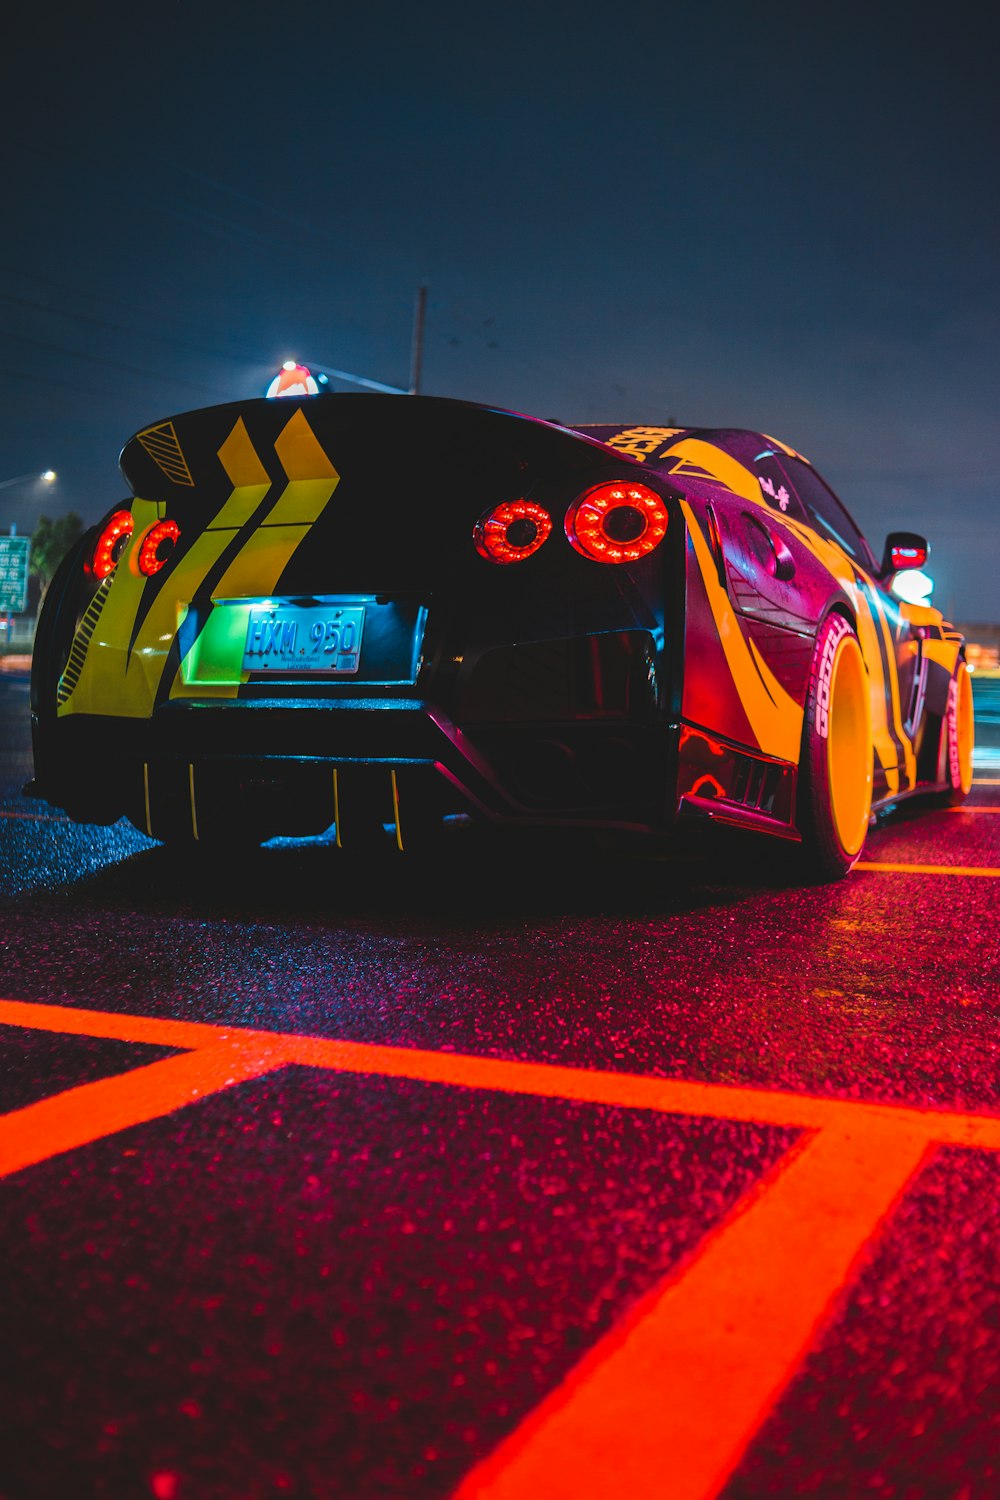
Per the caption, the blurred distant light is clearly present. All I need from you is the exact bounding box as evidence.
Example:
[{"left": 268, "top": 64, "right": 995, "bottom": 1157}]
[
  {"left": 890, "top": 569, "right": 934, "bottom": 605},
  {"left": 0, "top": 468, "right": 58, "bottom": 492},
  {"left": 266, "top": 363, "right": 319, "bottom": 399}
]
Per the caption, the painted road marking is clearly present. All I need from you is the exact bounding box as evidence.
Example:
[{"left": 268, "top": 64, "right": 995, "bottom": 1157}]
[
  {"left": 857, "top": 860, "right": 1000, "bottom": 876},
  {"left": 2, "top": 998, "right": 1000, "bottom": 1149},
  {"left": 945, "top": 805, "right": 1000, "bottom": 812},
  {"left": 459, "top": 1127, "right": 933, "bottom": 1500},
  {"left": 2, "top": 1000, "right": 1000, "bottom": 1500},
  {"left": 0, "top": 1044, "right": 278, "bottom": 1178}
]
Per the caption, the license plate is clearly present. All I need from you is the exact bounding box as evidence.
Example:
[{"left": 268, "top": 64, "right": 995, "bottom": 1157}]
[{"left": 242, "top": 604, "right": 365, "bottom": 673}]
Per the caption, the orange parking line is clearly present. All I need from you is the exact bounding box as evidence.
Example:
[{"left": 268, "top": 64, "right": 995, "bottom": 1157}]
[
  {"left": 0, "top": 1041, "right": 288, "bottom": 1178},
  {"left": 3, "top": 1000, "right": 1000, "bottom": 1151},
  {"left": 2, "top": 1000, "right": 999, "bottom": 1500},
  {"left": 945, "top": 806, "right": 1000, "bottom": 813},
  {"left": 456, "top": 1126, "right": 932, "bottom": 1500},
  {"left": 0, "top": 998, "right": 250, "bottom": 1051},
  {"left": 269, "top": 1035, "right": 1000, "bottom": 1151},
  {"left": 857, "top": 860, "right": 1000, "bottom": 876}
]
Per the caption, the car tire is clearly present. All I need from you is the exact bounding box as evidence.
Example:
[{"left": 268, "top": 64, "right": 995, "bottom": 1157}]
[
  {"left": 938, "top": 658, "right": 975, "bottom": 805},
  {"left": 797, "top": 613, "right": 873, "bottom": 881}
]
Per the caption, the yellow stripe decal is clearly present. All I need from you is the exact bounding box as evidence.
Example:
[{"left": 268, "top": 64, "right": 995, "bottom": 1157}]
[
  {"left": 390, "top": 768, "right": 404, "bottom": 851},
  {"left": 188, "top": 764, "right": 199, "bottom": 841},
  {"left": 681, "top": 499, "right": 803, "bottom": 763},
  {"left": 143, "top": 762, "right": 152, "bottom": 837},
  {"left": 838, "top": 575, "right": 899, "bottom": 794},
  {"left": 871, "top": 588, "right": 916, "bottom": 787},
  {"left": 662, "top": 439, "right": 761, "bottom": 502}
]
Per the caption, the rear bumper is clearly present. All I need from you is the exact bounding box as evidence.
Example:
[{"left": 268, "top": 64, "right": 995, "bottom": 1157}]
[{"left": 32, "top": 699, "right": 678, "bottom": 841}]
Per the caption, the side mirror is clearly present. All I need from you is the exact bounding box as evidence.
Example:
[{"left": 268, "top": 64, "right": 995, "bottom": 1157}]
[{"left": 880, "top": 531, "right": 929, "bottom": 577}]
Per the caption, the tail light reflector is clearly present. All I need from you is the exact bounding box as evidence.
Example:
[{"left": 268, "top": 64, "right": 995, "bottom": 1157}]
[
  {"left": 137, "top": 519, "right": 181, "bottom": 576},
  {"left": 565, "top": 482, "right": 669, "bottom": 563},
  {"left": 474, "top": 499, "right": 552, "bottom": 564},
  {"left": 92, "top": 510, "right": 134, "bottom": 580}
]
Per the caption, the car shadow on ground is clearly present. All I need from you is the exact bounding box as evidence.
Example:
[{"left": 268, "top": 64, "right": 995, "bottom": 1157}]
[{"left": 24, "top": 817, "right": 820, "bottom": 928}]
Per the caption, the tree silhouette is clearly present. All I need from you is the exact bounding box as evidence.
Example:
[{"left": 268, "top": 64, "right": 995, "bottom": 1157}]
[{"left": 30, "top": 513, "right": 84, "bottom": 613}]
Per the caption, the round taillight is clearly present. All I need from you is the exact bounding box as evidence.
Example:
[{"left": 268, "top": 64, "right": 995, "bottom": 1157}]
[
  {"left": 474, "top": 499, "right": 552, "bottom": 564},
  {"left": 92, "top": 510, "right": 134, "bottom": 580},
  {"left": 565, "top": 482, "right": 669, "bottom": 563},
  {"left": 137, "top": 519, "right": 181, "bottom": 576}
]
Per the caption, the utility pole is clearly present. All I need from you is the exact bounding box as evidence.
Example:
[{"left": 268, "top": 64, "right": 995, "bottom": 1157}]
[{"left": 409, "top": 285, "right": 427, "bottom": 396}]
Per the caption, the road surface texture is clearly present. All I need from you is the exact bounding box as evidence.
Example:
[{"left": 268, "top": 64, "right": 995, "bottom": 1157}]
[{"left": 1, "top": 665, "right": 998, "bottom": 1500}]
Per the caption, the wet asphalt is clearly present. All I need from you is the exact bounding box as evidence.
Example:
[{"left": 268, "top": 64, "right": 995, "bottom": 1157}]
[{"left": 1, "top": 669, "right": 998, "bottom": 1499}]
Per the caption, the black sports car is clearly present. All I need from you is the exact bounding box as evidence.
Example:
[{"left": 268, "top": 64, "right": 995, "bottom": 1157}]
[{"left": 31, "top": 395, "right": 974, "bottom": 878}]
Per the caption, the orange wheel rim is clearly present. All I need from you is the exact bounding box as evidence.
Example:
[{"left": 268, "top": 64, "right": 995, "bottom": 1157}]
[{"left": 826, "top": 634, "right": 872, "bottom": 856}]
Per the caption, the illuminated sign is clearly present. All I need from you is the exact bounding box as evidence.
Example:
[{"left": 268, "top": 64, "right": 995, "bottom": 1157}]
[{"left": 0, "top": 535, "right": 31, "bottom": 613}]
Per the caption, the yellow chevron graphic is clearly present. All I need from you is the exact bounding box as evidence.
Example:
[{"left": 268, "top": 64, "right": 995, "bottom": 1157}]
[
  {"left": 209, "top": 418, "right": 273, "bottom": 528},
  {"left": 168, "top": 409, "right": 341, "bottom": 702},
  {"left": 136, "top": 421, "right": 195, "bottom": 486},
  {"left": 264, "top": 407, "right": 340, "bottom": 524},
  {"left": 58, "top": 409, "right": 343, "bottom": 718}
]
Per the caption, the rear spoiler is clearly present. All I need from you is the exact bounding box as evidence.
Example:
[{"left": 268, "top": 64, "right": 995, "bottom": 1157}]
[{"left": 119, "top": 394, "right": 626, "bottom": 507}]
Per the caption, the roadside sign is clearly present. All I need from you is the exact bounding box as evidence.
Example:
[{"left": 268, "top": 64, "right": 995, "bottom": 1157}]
[{"left": 0, "top": 535, "right": 31, "bottom": 613}]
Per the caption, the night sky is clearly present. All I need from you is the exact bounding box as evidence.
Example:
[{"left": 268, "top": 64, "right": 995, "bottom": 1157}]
[{"left": 2, "top": 0, "right": 997, "bottom": 619}]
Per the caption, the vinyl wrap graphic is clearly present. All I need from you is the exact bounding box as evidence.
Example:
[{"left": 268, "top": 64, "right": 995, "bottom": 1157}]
[{"left": 58, "top": 409, "right": 341, "bottom": 718}]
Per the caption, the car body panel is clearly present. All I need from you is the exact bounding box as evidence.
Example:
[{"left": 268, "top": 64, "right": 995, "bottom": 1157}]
[{"left": 577, "top": 421, "right": 962, "bottom": 807}]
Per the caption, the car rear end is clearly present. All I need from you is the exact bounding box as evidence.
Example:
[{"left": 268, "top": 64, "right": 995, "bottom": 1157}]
[{"left": 31, "top": 395, "right": 686, "bottom": 847}]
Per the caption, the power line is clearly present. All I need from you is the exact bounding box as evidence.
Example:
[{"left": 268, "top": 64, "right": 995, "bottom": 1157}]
[
  {"left": 0, "top": 328, "right": 233, "bottom": 398},
  {"left": 4, "top": 138, "right": 623, "bottom": 404},
  {"left": 0, "top": 290, "right": 266, "bottom": 371}
]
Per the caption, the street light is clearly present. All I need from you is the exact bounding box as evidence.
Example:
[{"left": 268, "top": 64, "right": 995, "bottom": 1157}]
[
  {"left": 0, "top": 469, "right": 57, "bottom": 537},
  {"left": 0, "top": 469, "right": 57, "bottom": 492}
]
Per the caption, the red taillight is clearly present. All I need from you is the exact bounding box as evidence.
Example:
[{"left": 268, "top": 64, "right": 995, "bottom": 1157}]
[
  {"left": 137, "top": 519, "right": 181, "bottom": 576},
  {"left": 474, "top": 499, "right": 552, "bottom": 564},
  {"left": 92, "top": 510, "right": 134, "bottom": 580},
  {"left": 890, "top": 543, "right": 927, "bottom": 570},
  {"left": 565, "top": 482, "right": 669, "bottom": 563}
]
